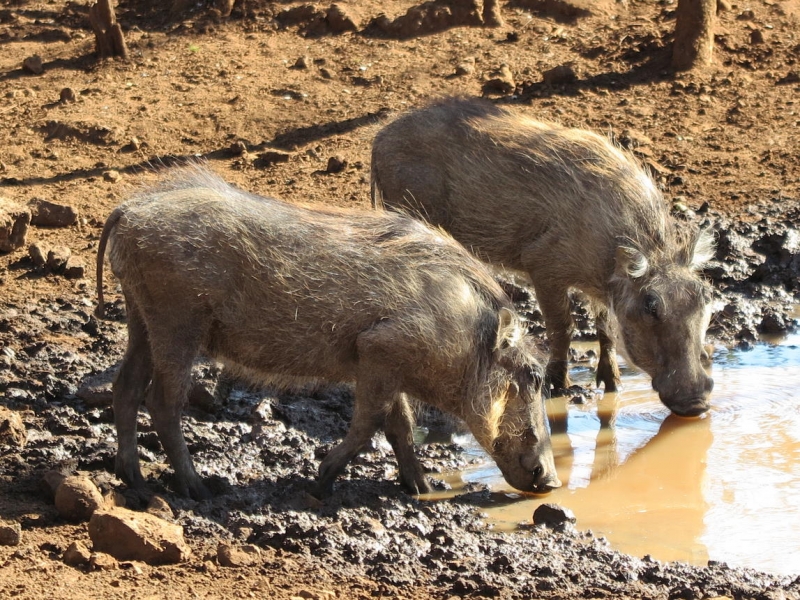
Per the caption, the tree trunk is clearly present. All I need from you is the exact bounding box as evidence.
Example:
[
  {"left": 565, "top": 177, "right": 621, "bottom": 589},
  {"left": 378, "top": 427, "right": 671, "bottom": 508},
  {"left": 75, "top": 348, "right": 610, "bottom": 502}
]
[
  {"left": 88, "top": 0, "right": 129, "bottom": 60},
  {"left": 672, "top": 0, "right": 715, "bottom": 71}
]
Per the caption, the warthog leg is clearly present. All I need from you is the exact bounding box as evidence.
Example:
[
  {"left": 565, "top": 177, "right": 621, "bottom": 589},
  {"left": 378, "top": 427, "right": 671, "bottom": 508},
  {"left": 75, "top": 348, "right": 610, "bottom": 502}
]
[
  {"left": 384, "top": 394, "right": 431, "bottom": 495},
  {"left": 113, "top": 297, "right": 151, "bottom": 490},
  {"left": 522, "top": 241, "right": 575, "bottom": 391},
  {"left": 142, "top": 308, "right": 211, "bottom": 501},
  {"left": 532, "top": 284, "right": 575, "bottom": 391},
  {"left": 595, "top": 308, "right": 621, "bottom": 392},
  {"left": 147, "top": 368, "right": 210, "bottom": 500},
  {"left": 316, "top": 382, "right": 386, "bottom": 496}
]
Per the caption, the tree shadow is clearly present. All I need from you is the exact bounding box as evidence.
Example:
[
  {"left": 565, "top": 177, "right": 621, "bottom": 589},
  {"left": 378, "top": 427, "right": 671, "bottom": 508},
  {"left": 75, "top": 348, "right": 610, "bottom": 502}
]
[
  {"left": 0, "top": 110, "right": 388, "bottom": 189},
  {"left": 501, "top": 38, "right": 676, "bottom": 104},
  {"left": 269, "top": 108, "right": 389, "bottom": 151},
  {"left": 0, "top": 54, "right": 98, "bottom": 83}
]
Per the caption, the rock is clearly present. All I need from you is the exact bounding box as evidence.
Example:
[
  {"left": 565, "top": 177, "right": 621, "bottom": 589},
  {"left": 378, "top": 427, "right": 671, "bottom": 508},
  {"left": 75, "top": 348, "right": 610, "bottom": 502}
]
[
  {"left": 63, "top": 541, "right": 92, "bottom": 566},
  {"left": 0, "top": 520, "right": 21, "bottom": 546},
  {"left": 255, "top": 150, "right": 292, "bottom": 168},
  {"left": 455, "top": 57, "right": 476, "bottom": 76},
  {"left": 54, "top": 475, "right": 104, "bottom": 522},
  {"left": 43, "top": 470, "right": 68, "bottom": 497},
  {"left": 482, "top": 64, "right": 515, "bottom": 95},
  {"left": 0, "top": 198, "right": 31, "bottom": 252},
  {"left": 28, "top": 198, "right": 78, "bottom": 227},
  {"left": 0, "top": 406, "right": 26, "bottom": 448},
  {"left": 749, "top": 29, "right": 765, "bottom": 44},
  {"left": 64, "top": 261, "right": 86, "bottom": 280},
  {"left": 276, "top": 4, "right": 320, "bottom": 27},
  {"left": 146, "top": 495, "right": 174, "bottom": 521},
  {"left": 103, "top": 170, "right": 121, "bottom": 183},
  {"left": 46, "top": 246, "right": 71, "bottom": 273},
  {"left": 217, "top": 542, "right": 261, "bottom": 568},
  {"left": 89, "top": 552, "right": 119, "bottom": 571},
  {"left": 88, "top": 507, "right": 191, "bottom": 565},
  {"left": 618, "top": 129, "right": 654, "bottom": 149},
  {"left": 532, "top": 503, "right": 577, "bottom": 529},
  {"left": 294, "top": 56, "right": 310, "bottom": 69},
  {"left": 28, "top": 243, "right": 48, "bottom": 267},
  {"left": 103, "top": 490, "right": 127, "bottom": 509},
  {"left": 325, "top": 4, "right": 360, "bottom": 33},
  {"left": 60, "top": 87, "right": 76, "bottom": 103},
  {"left": 542, "top": 63, "right": 578, "bottom": 85},
  {"left": 325, "top": 156, "right": 347, "bottom": 174},
  {"left": 76, "top": 370, "right": 114, "bottom": 407},
  {"left": 22, "top": 55, "right": 43, "bottom": 75},
  {"left": 230, "top": 140, "right": 248, "bottom": 156}
]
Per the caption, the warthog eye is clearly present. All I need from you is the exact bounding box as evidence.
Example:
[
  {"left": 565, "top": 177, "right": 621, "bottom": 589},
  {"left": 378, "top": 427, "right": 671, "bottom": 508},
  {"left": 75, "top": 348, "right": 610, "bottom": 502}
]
[
  {"left": 522, "top": 428, "right": 539, "bottom": 445},
  {"left": 519, "top": 364, "right": 543, "bottom": 394},
  {"left": 643, "top": 291, "right": 661, "bottom": 320}
]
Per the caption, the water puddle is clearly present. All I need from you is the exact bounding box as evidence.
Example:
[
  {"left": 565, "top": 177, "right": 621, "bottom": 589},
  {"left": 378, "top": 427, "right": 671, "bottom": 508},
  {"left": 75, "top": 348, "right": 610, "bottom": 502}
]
[{"left": 428, "top": 334, "right": 800, "bottom": 576}]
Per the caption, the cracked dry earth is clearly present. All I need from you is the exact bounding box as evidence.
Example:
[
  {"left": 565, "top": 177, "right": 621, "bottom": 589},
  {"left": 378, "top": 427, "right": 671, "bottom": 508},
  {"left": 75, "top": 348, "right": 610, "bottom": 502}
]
[{"left": 1, "top": 0, "right": 800, "bottom": 598}]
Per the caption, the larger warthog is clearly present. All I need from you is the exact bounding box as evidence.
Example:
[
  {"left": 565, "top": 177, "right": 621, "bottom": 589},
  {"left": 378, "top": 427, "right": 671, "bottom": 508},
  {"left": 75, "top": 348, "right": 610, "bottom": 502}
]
[
  {"left": 95, "top": 166, "right": 560, "bottom": 500},
  {"left": 371, "top": 98, "right": 715, "bottom": 417}
]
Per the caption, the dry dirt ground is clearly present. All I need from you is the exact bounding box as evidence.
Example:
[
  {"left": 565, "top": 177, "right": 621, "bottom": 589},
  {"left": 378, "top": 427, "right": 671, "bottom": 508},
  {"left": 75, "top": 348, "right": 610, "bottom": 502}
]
[{"left": 1, "top": 0, "right": 800, "bottom": 598}]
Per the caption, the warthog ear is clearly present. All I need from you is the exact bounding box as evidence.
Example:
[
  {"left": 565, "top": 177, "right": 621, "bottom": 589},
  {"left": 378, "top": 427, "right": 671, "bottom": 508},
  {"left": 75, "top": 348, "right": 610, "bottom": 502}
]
[
  {"left": 496, "top": 307, "right": 522, "bottom": 350},
  {"left": 689, "top": 226, "right": 716, "bottom": 269},
  {"left": 615, "top": 246, "right": 649, "bottom": 279}
]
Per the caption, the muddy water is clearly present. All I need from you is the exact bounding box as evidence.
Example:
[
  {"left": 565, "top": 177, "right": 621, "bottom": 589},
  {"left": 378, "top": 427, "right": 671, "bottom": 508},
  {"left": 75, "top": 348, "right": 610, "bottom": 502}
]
[{"left": 432, "top": 335, "right": 800, "bottom": 575}]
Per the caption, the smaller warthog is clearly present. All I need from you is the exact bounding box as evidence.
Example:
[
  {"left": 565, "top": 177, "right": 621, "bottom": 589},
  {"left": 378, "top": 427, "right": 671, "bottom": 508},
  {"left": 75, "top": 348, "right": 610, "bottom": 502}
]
[
  {"left": 371, "top": 98, "right": 715, "bottom": 417},
  {"left": 96, "top": 166, "right": 560, "bottom": 500}
]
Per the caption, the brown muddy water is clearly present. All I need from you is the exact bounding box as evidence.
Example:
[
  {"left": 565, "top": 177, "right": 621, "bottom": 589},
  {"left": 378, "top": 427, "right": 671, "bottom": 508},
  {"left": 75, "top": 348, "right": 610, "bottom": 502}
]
[{"left": 426, "top": 334, "right": 800, "bottom": 576}]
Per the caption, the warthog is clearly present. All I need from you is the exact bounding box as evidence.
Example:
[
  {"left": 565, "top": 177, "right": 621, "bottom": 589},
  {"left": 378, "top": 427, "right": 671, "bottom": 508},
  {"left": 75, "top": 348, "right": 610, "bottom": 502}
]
[
  {"left": 95, "top": 166, "right": 560, "bottom": 500},
  {"left": 371, "top": 98, "right": 715, "bottom": 417}
]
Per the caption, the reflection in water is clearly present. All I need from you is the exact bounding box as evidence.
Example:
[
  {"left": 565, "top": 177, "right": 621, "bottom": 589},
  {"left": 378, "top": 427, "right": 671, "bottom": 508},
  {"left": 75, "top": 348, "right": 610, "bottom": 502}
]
[{"left": 431, "top": 335, "right": 800, "bottom": 576}]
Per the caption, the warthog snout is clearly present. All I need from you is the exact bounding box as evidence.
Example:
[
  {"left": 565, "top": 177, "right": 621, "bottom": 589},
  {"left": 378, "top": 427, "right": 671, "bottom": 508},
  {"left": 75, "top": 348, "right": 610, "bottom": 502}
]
[
  {"left": 493, "top": 442, "right": 561, "bottom": 493},
  {"left": 652, "top": 371, "right": 714, "bottom": 417}
]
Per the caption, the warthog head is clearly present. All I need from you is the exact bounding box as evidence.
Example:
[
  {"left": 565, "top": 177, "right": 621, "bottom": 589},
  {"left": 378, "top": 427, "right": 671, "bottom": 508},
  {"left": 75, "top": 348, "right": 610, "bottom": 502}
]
[
  {"left": 468, "top": 309, "right": 561, "bottom": 493},
  {"left": 610, "top": 228, "right": 715, "bottom": 416}
]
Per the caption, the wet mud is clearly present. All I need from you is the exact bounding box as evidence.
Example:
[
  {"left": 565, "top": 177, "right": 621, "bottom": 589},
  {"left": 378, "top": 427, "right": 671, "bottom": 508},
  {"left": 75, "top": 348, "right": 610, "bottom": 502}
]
[{"left": 1, "top": 206, "right": 799, "bottom": 599}]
